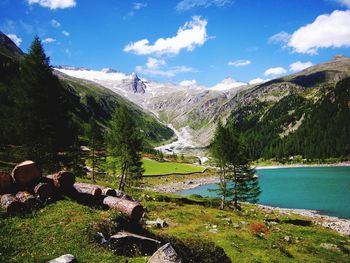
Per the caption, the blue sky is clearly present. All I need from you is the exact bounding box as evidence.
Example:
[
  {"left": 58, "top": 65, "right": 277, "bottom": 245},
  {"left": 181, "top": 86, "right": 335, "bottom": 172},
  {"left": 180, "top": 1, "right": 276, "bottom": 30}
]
[{"left": 1, "top": 0, "right": 350, "bottom": 86}]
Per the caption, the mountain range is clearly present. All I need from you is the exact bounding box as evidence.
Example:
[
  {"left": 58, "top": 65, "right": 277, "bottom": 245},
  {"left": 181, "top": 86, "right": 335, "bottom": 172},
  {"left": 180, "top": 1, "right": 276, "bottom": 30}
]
[
  {"left": 1, "top": 31, "right": 349, "bottom": 159},
  {"left": 55, "top": 56, "right": 350, "bottom": 156}
]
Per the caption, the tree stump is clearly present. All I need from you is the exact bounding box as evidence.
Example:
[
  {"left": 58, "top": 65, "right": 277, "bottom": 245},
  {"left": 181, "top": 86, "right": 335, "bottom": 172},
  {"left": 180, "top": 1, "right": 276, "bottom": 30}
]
[
  {"left": 0, "top": 194, "right": 24, "bottom": 215},
  {"left": 0, "top": 171, "right": 14, "bottom": 194},
  {"left": 11, "top": 160, "right": 41, "bottom": 187}
]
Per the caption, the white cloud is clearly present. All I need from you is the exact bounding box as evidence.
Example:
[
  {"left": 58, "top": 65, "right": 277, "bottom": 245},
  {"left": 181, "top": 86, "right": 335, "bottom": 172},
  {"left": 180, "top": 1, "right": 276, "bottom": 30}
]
[
  {"left": 228, "top": 59, "right": 251, "bottom": 67},
  {"left": 176, "top": 0, "right": 232, "bottom": 12},
  {"left": 43, "top": 37, "right": 56, "bottom": 43},
  {"left": 7, "top": 34, "right": 22, "bottom": 46},
  {"left": 51, "top": 19, "right": 61, "bottom": 28},
  {"left": 264, "top": 67, "right": 287, "bottom": 77},
  {"left": 180, "top": 79, "right": 197, "bottom": 86},
  {"left": 133, "top": 2, "right": 147, "bottom": 10},
  {"left": 124, "top": 16, "right": 209, "bottom": 56},
  {"left": 287, "top": 10, "right": 350, "bottom": 54},
  {"left": 289, "top": 61, "right": 313, "bottom": 72},
  {"left": 146, "top": 57, "right": 166, "bottom": 69},
  {"left": 336, "top": 0, "right": 350, "bottom": 8},
  {"left": 268, "top": 31, "right": 291, "bottom": 45},
  {"left": 26, "top": 0, "right": 76, "bottom": 9},
  {"left": 249, "top": 78, "right": 269, "bottom": 85},
  {"left": 62, "top": 30, "right": 70, "bottom": 37}
]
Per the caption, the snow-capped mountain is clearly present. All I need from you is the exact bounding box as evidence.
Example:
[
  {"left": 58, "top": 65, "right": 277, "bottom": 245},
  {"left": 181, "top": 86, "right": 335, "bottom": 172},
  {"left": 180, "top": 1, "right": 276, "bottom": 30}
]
[
  {"left": 54, "top": 66, "right": 254, "bottom": 147},
  {"left": 210, "top": 77, "right": 247, "bottom": 91}
]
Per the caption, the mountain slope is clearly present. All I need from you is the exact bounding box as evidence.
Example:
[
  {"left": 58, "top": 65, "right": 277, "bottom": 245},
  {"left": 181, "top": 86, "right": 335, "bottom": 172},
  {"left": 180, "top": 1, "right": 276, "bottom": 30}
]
[
  {"left": 0, "top": 33, "right": 174, "bottom": 147},
  {"left": 55, "top": 70, "right": 174, "bottom": 145},
  {"left": 228, "top": 56, "right": 350, "bottom": 159}
]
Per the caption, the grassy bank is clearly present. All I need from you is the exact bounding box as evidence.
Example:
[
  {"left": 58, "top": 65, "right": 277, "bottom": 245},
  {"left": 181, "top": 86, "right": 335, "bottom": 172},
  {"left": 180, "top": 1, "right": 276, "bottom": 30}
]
[{"left": 1, "top": 191, "right": 349, "bottom": 262}]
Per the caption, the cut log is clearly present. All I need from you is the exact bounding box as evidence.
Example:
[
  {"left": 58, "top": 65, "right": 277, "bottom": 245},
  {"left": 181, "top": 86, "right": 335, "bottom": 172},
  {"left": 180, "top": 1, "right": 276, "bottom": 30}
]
[
  {"left": 103, "top": 196, "right": 144, "bottom": 222},
  {"left": 47, "top": 171, "right": 75, "bottom": 190},
  {"left": 34, "top": 182, "right": 52, "bottom": 201},
  {"left": 11, "top": 160, "right": 41, "bottom": 187},
  {"left": 1, "top": 194, "right": 24, "bottom": 215},
  {"left": 16, "top": 191, "right": 39, "bottom": 210},
  {"left": 73, "top": 183, "right": 102, "bottom": 196},
  {"left": 148, "top": 243, "right": 182, "bottom": 263},
  {"left": 0, "top": 171, "right": 14, "bottom": 194}
]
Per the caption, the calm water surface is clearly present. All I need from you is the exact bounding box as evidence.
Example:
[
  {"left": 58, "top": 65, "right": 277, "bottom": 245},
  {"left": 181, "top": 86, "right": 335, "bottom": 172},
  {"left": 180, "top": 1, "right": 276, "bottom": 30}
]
[{"left": 177, "top": 167, "right": 350, "bottom": 219}]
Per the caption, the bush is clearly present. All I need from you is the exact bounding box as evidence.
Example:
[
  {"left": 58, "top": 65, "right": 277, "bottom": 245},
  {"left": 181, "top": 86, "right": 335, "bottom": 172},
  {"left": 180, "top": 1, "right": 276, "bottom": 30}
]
[{"left": 250, "top": 222, "right": 269, "bottom": 237}]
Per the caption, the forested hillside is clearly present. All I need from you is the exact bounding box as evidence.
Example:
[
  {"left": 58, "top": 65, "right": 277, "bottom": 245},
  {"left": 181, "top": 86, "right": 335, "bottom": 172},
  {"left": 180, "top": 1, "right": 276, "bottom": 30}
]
[{"left": 230, "top": 64, "right": 350, "bottom": 161}]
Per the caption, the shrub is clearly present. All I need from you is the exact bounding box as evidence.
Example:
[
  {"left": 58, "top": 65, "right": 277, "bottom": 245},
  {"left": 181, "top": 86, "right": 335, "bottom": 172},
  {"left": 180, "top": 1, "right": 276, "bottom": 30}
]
[{"left": 250, "top": 222, "right": 269, "bottom": 237}]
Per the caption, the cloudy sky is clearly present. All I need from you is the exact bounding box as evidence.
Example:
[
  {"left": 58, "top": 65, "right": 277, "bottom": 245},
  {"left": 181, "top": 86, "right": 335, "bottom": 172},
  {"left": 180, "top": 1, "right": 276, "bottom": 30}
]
[{"left": 1, "top": 0, "right": 350, "bottom": 86}]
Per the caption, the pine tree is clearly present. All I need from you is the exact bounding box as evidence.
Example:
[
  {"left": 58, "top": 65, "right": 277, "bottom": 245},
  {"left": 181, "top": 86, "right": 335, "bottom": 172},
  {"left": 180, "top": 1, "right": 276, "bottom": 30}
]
[
  {"left": 85, "top": 118, "right": 103, "bottom": 182},
  {"left": 106, "top": 104, "right": 144, "bottom": 191},
  {"left": 14, "top": 36, "right": 78, "bottom": 171},
  {"left": 210, "top": 120, "right": 261, "bottom": 210}
]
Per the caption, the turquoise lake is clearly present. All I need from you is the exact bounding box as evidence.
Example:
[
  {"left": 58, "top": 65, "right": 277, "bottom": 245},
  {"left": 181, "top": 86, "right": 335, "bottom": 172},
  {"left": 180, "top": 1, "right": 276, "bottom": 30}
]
[{"left": 177, "top": 167, "right": 350, "bottom": 219}]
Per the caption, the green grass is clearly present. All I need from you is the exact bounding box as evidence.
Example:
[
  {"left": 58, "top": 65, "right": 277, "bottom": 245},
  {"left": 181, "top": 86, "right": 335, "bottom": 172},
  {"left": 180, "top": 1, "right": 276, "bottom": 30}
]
[
  {"left": 1, "top": 191, "right": 349, "bottom": 262},
  {"left": 142, "top": 159, "right": 204, "bottom": 176},
  {"left": 144, "top": 197, "right": 350, "bottom": 263},
  {"left": 0, "top": 199, "right": 146, "bottom": 263}
]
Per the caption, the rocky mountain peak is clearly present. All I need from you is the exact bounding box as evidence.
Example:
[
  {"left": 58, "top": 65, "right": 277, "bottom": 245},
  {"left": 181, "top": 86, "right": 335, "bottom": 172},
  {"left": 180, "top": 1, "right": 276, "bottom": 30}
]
[
  {"left": 130, "top": 72, "right": 146, "bottom": 94},
  {"left": 333, "top": 54, "right": 347, "bottom": 61}
]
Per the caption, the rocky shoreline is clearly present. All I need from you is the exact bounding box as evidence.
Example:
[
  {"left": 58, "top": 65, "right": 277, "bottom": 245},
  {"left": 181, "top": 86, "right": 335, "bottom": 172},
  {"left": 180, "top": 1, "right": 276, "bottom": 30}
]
[
  {"left": 255, "top": 162, "right": 350, "bottom": 170},
  {"left": 149, "top": 174, "right": 350, "bottom": 236}
]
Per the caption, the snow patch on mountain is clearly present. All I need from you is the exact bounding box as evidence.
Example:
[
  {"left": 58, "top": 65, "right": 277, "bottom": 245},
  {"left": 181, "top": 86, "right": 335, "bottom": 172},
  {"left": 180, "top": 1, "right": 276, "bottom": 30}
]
[{"left": 210, "top": 77, "right": 247, "bottom": 91}]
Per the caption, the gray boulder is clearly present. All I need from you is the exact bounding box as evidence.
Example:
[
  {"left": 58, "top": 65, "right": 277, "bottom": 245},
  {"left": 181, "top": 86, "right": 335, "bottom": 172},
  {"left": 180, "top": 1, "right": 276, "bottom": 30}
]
[
  {"left": 47, "top": 254, "right": 75, "bottom": 263},
  {"left": 148, "top": 243, "right": 182, "bottom": 263}
]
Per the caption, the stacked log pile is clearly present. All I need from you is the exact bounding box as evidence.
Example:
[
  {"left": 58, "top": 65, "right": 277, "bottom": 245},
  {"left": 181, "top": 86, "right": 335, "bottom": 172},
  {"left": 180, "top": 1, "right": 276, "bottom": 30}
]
[{"left": 0, "top": 160, "right": 144, "bottom": 221}]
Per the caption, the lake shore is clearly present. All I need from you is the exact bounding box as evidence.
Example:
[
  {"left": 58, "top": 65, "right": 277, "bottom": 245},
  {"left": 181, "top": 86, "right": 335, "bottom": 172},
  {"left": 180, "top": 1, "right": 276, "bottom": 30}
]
[
  {"left": 148, "top": 170, "right": 350, "bottom": 236},
  {"left": 255, "top": 162, "right": 350, "bottom": 170}
]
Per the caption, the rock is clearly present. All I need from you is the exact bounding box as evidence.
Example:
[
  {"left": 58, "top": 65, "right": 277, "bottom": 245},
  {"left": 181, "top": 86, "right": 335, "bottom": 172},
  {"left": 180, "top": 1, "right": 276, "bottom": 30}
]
[
  {"left": 209, "top": 228, "right": 218, "bottom": 234},
  {"left": 148, "top": 243, "right": 182, "bottom": 263},
  {"left": 284, "top": 236, "right": 293, "bottom": 244},
  {"left": 222, "top": 218, "right": 232, "bottom": 224},
  {"left": 232, "top": 223, "right": 240, "bottom": 228},
  {"left": 146, "top": 218, "right": 168, "bottom": 228},
  {"left": 47, "top": 254, "right": 75, "bottom": 263},
  {"left": 320, "top": 243, "right": 340, "bottom": 252}
]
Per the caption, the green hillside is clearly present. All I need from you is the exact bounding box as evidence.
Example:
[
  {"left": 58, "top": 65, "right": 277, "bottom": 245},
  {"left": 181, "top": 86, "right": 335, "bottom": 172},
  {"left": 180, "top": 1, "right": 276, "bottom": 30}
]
[{"left": 229, "top": 58, "right": 350, "bottom": 161}]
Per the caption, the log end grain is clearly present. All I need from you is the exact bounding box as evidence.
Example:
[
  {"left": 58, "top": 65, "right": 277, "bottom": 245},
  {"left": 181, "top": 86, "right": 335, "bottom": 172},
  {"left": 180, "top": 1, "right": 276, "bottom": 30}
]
[
  {"left": 0, "top": 171, "right": 14, "bottom": 194},
  {"left": 11, "top": 160, "right": 41, "bottom": 186}
]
